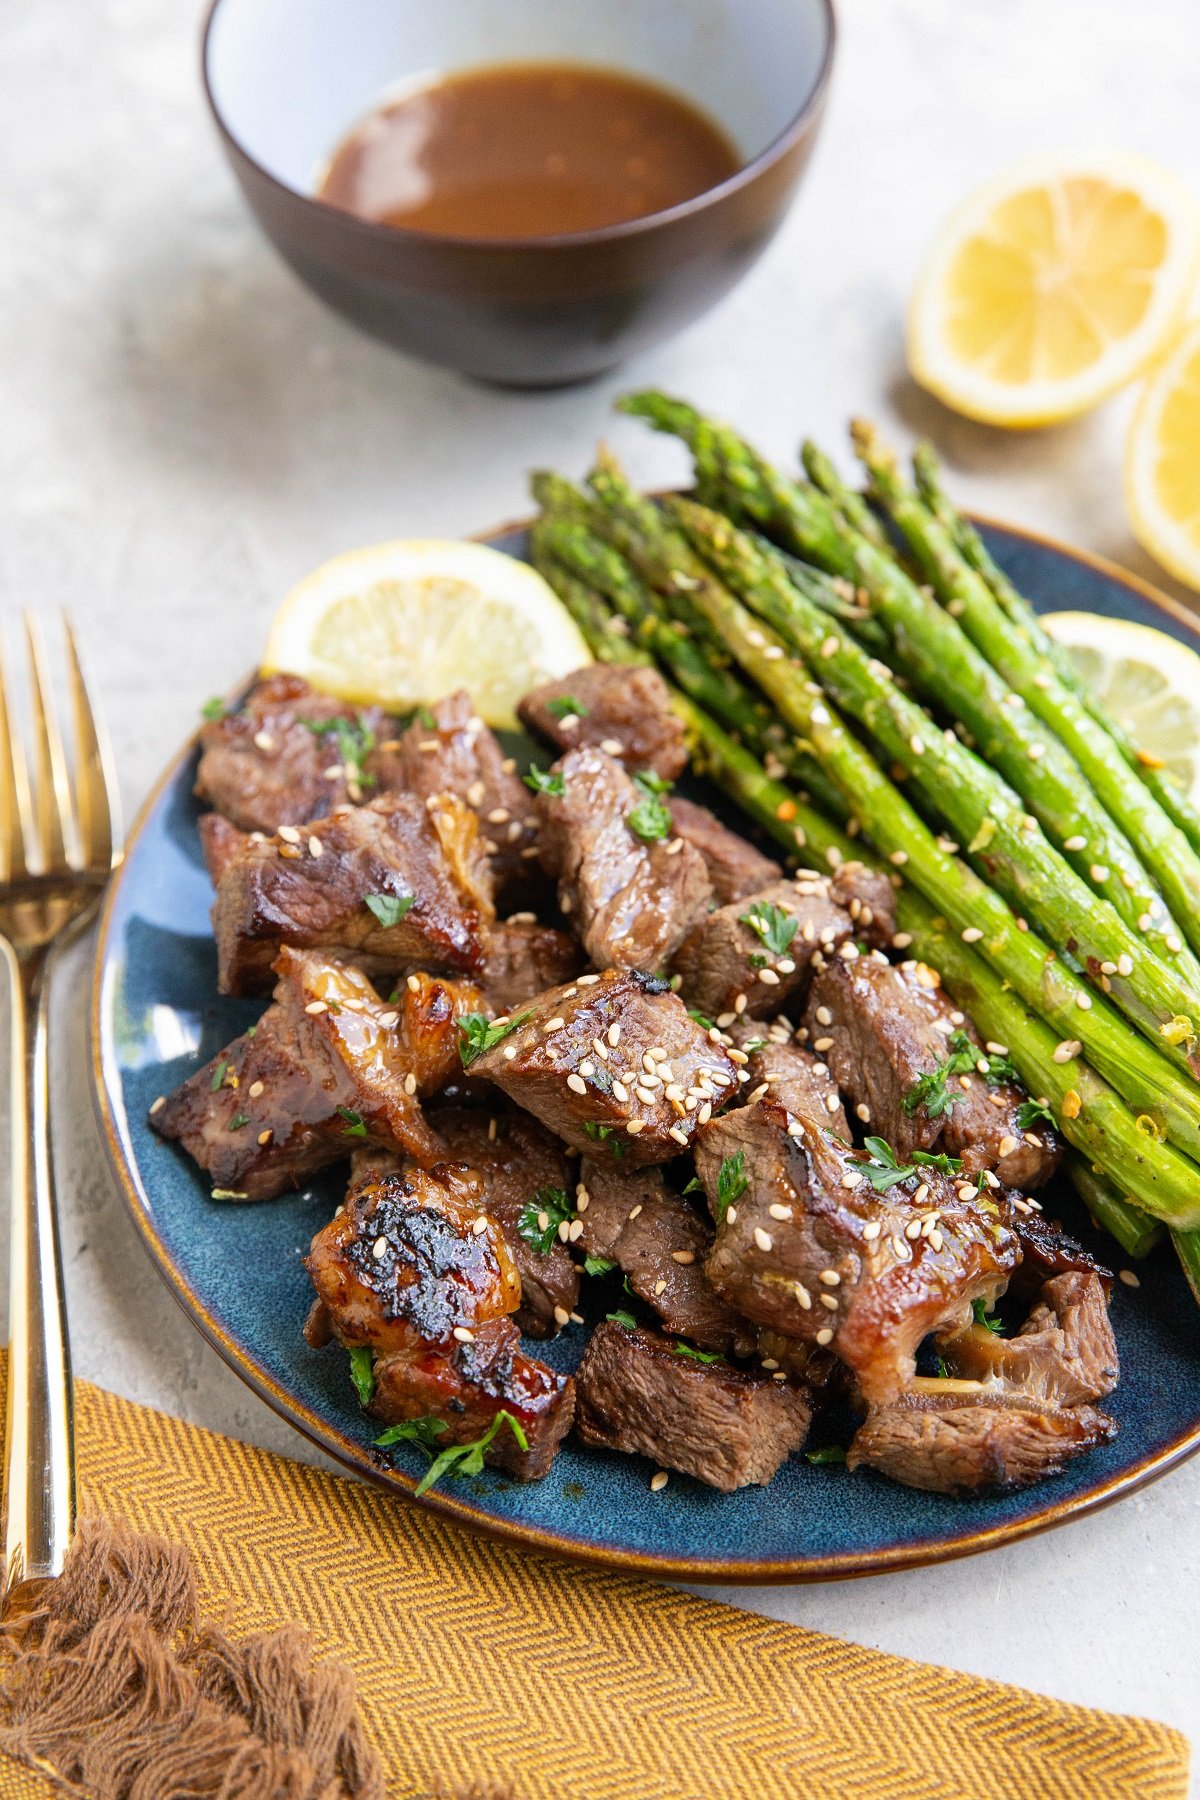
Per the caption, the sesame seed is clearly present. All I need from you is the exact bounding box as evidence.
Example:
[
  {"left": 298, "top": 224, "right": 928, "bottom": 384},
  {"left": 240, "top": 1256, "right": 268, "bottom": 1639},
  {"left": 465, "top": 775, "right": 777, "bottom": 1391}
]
[
  {"left": 277, "top": 825, "right": 301, "bottom": 844},
  {"left": 668, "top": 1124, "right": 689, "bottom": 1146},
  {"left": 725, "top": 1206, "right": 738, "bottom": 1224},
  {"left": 1062, "top": 834, "right": 1087, "bottom": 853},
  {"left": 796, "top": 1285, "right": 812, "bottom": 1309},
  {"left": 1138, "top": 912, "right": 1153, "bottom": 931},
  {"left": 626, "top": 1119, "right": 646, "bottom": 1135},
  {"left": 566, "top": 1073, "right": 588, "bottom": 1095},
  {"left": 819, "top": 1293, "right": 838, "bottom": 1311},
  {"left": 472, "top": 1216, "right": 489, "bottom": 1237},
  {"left": 961, "top": 927, "right": 983, "bottom": 943},
  {"left": 819, "top": 1269, "right": 841, "bottom": 1286},
  {"left": 372, "top": 1236, "right": 388, "bottom": 1260},
  {"left": 733, "top": 994, "right": 748, "bottom": 1015},
  {"left": 568, "top": 1219, "right": 584, "bottom": 1242},
  {"left": 813, "top": 1036, "right": 834, "bottom": 1053},
  {"left": 654, "top": 1278, "right": 668, "bottom": 1295},
  {"left": 768, "top": 1203, "right": 793, "bottom": 1221},
  {"left": 754, "top": 1227, "right": 773, "bottom": 1252},
  {"left": 553, "top": 1306, "right": 570, "bottom": 1327},
  {"left": 600, "top": 737, "right": 624, "bottom": 756},
  {"left": 1052, "top": 1038, "right": 1082, "bottom": 1062},
  {"left": 502, "top": 1045, "right": 517, "bottom": 1061},
  {"left": 577, "top": 972, "right": 602, "bottom": 986},
  {"left": 403, "top": 1072, "right": 417, "bottom": 1096},
  {"left": 256, "top": 1128, "right": 273, "bottom": 1146},
  {"left": 304, "top": 1000, "right": 328, "bottom": 1015},
  {"left": 862, "top": 1221, "right": 881, "bottom": 1241},
  {"left": 1117, "top": 954, "right": 1134, "bottom": 976},
  {"left": 1028, "top": 743, "right": 1045, "bottom": 760},
  {"left": 543, "top": 1016, "right": 565, "bottom": 1033},
  {"left": 487, "top": 807, "right": 510, "bottom": 825},
  {"left": 913, "top": 1183, "right": 930, "bottom": 1205},
  {"left": 487, "top": 1118, "right": 498, "bottom": 1141},
  {"left": 905, "top": 1220, "right": 922, "bottom": 1240},
  {"left": 612, "top": 1080, "right": 629, "bottom": 1102},
  {"left": 816, "top": 1327, "right": 834, "bottom": 1346},
  {"left": 608, "top": 1022, "right": 621, "bottom": 1046},
  {"left": 1075, "top": 993, "right": 1092, "bottom": 1010},
  {"left": 1089, "top": 863, "right": 1109, "bottom": 883},
  {"left": 821, "top": 635, "right": 840, "bottom": 659},
  {"left": 650, "top": 1471, "right": 669, "bottom": 1492},
  {"left": 891, "top": 932, "right": 914, "bottom": 949},
  {"left": 757, "top": 967, "right": 781, "bottom": 986},
  {"left": 671, "top": 1249, "right": 695, "bottom": 1264},
  {"left": 825, "top": 1094, "right": 841, "bottom": 1115},
  {"left": 253, "top": 730, "right": 274, "bottom": 751},
  {"left": 406, "top": 974, "right": 421, "bottom": 993},
  {"left": 841, "top": 1170, "right": 863, "bottom": 1190},
  {"left": 998, "top": 1135, "right": 1019, "bottom": 1157},
  {"left": 909, "top": 735, "right": 925, "bottom": 756},
  {"left": 890, "top": 850, "right": 908, "bottom": 866},
  {"left": 1118, "top": 1269, "right": 1140, "bottom": 1288},
  {"left": 149, "top": 1095, "right": 166, "bottom": 1115},
  {"left": 698, "top": 1102, "right": 712, "bottom": 1125},
  {"left": 1167, "top": 933, "right": 1184, "bottom": 954},
  {"left": 628, "top": 1204, "right": 643, "bottom": 1220},
  {"left": 377, "top": 1010, "right": 399, "bottom": 1029}
]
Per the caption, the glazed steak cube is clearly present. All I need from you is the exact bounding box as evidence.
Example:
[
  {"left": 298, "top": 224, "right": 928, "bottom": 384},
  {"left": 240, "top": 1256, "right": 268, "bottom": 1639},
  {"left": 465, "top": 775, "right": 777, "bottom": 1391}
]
[
  {"left": 212, "top": 790, "right": 494, "bottom": 995},
  {"left": 518, "top": 663, "right": 688, "bottom": 782},
  {"left": 150, "top": 951, "right": 483, "bottom": 1199},
  {"left": 375, "top": 689, "right": 540, "bottom": 898},
  {"left": 806, "top": 955, "right": 1062, "bottom": 1188},
  {"left": 695, "top": 1097, "right": 1021, "bottom": 1403},
  {"left": 535, "top": 747, "right": 712, "bottom": 972},
  {"left": 479, "top": 918, "right": 583, "bottom": 1014},
  {"left": 574, "top": 1320, "right": 811, "bottom": 1492},
  {"left": 577, "top": 1159, "right": 755, "bottom": 1356},
  {"left": 846, "top": 1388, "right": 1116, "bottom": 1496},
  {"left": 196, "top": 674, "right": 390, "bottom": 833},
  {"left": 728, "top": 1022, "right": 850, "bottom": 1139},
  {"left": 430, "top": 1107, "right": 580, "bottom": 1339},
  {"left": 667, "top": 797, "right": 781, "bottom": 906},
  {"left": 673, "top": 879, "right": 853, "bottom": 1023},
  {"left": 469, "top": 970, "right": 739, "bottom": 1167}
]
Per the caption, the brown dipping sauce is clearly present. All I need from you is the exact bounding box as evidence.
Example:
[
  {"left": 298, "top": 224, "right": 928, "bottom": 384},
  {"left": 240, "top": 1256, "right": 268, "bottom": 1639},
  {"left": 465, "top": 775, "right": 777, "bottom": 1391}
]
[{"left": 318, "top": 62, "right": 741, "bottom": 240}]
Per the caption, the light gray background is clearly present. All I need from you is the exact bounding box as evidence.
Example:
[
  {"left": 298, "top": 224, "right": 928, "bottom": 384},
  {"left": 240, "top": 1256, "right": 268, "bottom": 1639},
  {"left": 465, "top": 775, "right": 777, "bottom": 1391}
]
[{"left": 3, "top": 0, "right": 1198, "bottom": 1778}]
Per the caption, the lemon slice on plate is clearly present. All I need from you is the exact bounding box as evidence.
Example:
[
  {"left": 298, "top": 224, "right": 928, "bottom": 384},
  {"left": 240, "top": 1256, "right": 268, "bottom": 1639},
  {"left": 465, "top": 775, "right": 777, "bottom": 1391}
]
[
  {"left": 262, "top": 538, "right": 591, "bottom": 729},
  {"left": 1126, "top": 316, "right": 1200, "bottom": 592},
  {"left": 908, "top": 152, "right": 1200, "bottom": 426},
  {"left": 1042, "top": 609, "right": 1200, "bottom": 801}
]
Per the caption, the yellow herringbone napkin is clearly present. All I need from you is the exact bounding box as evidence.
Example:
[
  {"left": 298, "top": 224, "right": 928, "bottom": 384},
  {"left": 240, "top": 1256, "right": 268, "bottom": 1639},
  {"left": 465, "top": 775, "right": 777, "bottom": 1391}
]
[{"left": 0, "top": 1368, "right": 1188, "bottom": 1800}]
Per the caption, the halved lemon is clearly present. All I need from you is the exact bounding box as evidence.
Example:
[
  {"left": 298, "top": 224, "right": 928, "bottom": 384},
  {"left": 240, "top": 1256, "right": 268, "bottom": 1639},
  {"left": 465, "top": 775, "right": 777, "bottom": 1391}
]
[
  {"left": 1126, "top": 317, "right": 1200, "bottom": 592},
  {"left": 262, "top": 539, "right": 592, "bottom": 729},
  {"left": 1042, "top": 610, "right": 1200, "bottom": 801},
  {"left": 908, "top": 152, "right": 1200, "bottom": 427}
]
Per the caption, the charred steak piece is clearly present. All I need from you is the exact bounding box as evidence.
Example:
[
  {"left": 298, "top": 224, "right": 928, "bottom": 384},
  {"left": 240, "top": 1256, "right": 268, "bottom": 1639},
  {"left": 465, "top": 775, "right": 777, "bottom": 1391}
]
[
  {"left": 846, "top": 1386, "right": 1115, "bottom": 1496},
  {"left": 575, "top": 1320, "right": 811, "bottom": 1492},
  {"left": 577, "top": 1158, "right": 755, "bottom": 1355},
  {"left": 518, "top": 663, "right": 688, "bottom": 782},
  {"left": 307, "top": 1154, "right": 572, "bottom": 1480},
  {"left": 429, "top": 1107, "right": 580, "bottom": 1339},
  {"left": 198, "top": 813, "right": 250, "bottom": 887},
  {"left": 535, "top": 747, "right": 712, "bottom": 972},
  {"left": 938, "top": 1271, "right": 1118, "bottom": 1409},
  {"left": 805, "top": 955, "right": 1062, "bottom": 1189},
  {"left": 212, "top": 790, "right": 494, "bottom": 996},
  {"left": 1009, "top": 1212, "right": 1113, "bottom": 1303},
  {"left": 470, "top": 969, "right": 739, "bottom": 1167},
  {"left": 728, "top": 1021, "right": 851, "bottom": 1140},
  {"left": 695, "top": 1096, "right": 1021, "bottom": 1404},
  {"left": 673, "top": 877, "right": 861, "bottom": 1024},
  {"left": 196, "top": 675, "right": 391, "bottom": 834},
  {"left": 151, "top": 952, "right": 483, "bottom": 1198},
  {"left": 667, "top": 797, "right": 781, "bottom": 906},
  {"left": 376, "top": 689, "right": 540, "bottom": 900},
  {"left": 479, "top": 918, "right": 583, "bottom": 1015}
]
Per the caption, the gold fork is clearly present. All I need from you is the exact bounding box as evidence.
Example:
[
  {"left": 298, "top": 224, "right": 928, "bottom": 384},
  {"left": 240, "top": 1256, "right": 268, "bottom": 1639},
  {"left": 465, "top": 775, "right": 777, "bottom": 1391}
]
[{"left": 0, "top": 616, "right": 121, "bottom": 1605}]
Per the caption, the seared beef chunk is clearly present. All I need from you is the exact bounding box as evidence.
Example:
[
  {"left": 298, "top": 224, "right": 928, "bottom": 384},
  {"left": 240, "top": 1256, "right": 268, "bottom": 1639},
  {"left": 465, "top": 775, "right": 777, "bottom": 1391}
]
[
  {"left": 1010, "top": 1212, "right": 1113, "bottom": 1302},
  {"left": 470, "top": 969, "right": 738, "bottom": 1167},
  {"left": 728, "top": 1020, "right": 850, "bottom": 1139},
  {"left": 938, "top": 1271, "right": 1118, "bottom": 1409},
  {"left": 577, "top": 1159, "right": 754, "bottom": 1355},
  {"left": 805, "top": 955, "right": 1062, "bottom": 1188},
  {"left": 213, "top": 790, "right": 494, "bottom": 995},
  {"left": 674, "top": 876, "right": 869, "bottom": 1023},
  {"left": 198, "top": 813, "right": 249, "bottom": 887},
  {"left": 480, "top": 918, "right": 583, "bottom": 1014},
  {"left": 847, "top": 1388, "right": 1115, "bottom": 1496},
  {"left": 667, "top": 797, "right": 781, "bottom": 905},
  {"left": 196, "top": 675, "right": 390, "bottom": 833},
  {"left": 518, "top": 664, "right": 688, "bottom": 782},
  {"left": 695, "top": 1096, "right": 1020, "bottom": 1403},
  {"left": 307, "top": 1154, "right": 573, "bottom": 1480},
  {"left": 575, "top": 1320, "right": 811, "bottom": 1491},
  {"left": 151, "top": 952, "right": 482, "bottom": 1198},
  {"left": 377, "top": 689, "right": 540, "bottom": 900},
  {"left": 430, "top": 1107, "right": 580, "bottom": 1339},
  {"left": 535, "top": 747, "right": 711, "bottom": 971}
]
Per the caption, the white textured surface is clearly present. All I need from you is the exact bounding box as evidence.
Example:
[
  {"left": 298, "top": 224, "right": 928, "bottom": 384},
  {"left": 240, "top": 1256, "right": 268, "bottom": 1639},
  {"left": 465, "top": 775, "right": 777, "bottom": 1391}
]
[{"left": 1, "top": 0, "right": 1198, "bottom": 1776}]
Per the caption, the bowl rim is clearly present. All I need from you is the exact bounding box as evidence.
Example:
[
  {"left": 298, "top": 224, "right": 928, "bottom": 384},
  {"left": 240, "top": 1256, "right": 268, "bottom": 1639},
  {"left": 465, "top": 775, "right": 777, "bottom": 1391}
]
[{"left": 200, "top": 0, "right": 837, "bottom": 252}]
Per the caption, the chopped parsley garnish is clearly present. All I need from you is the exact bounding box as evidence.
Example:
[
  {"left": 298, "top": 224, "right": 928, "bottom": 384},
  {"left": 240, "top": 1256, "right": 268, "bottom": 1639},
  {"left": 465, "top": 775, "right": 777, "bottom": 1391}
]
[
  {"left": 984, "top": 1049, "right": 1020, "bottom": 1084},
  {"left": 584, "top": 1120, "right": 626, "bottom": 1159},
  {"left": 607, "top": 1309, "right": 638, "bottom": 1331},
  {"left": 416, "top": 705, "right": 438, "bottom": 730},
  {"left": 682, "top": 1176, "right": 704, "bottom": 1196},
  {"left": 859, "top": 1136, "right": 963, "bottom": 1191},
  {"left": 625, "top": 771, "right": 674, "bottom": 843},
  {"left": 748, "top": 952, "right": 768, "bottom": 970},
  {"left": 805, "top": 1445, "right": 847, "bottom": 1466},
  {"left": 546, "top": 695, "right": 588, "bottom": 720},
  {"left": 228, "top": 1113, "right": 249, "bottom": 1131},
  {"left": 904, "top": 1030, "right": 1023, "bottom": 1121},
  {"left": 715, "top": 1150, "right": 748, "bottom": 1223},
  {"left": 337, "top": 1106, "right": 367, "bottom": 1139},
  {"left": 301, "top": 716, "right": 377, "bottom": 791},
  {"left": 517, "top": 1185, "right": 575, "bottom": 1254},
  {"left": 456, "top": 1010, "right": 532, "bottom": 1068},
  {"left": 348, "top": 1345, "right": 375, "bottom": 1406},
  {"left": 687, "top": 1009, "right": 715, "bottom": 1030},
  {"left": 935, "top": 1356, "right": 950, "bottom": 1378},
  {"left": 374, "top": 1416, "right": 446, "bottom": 1451},
  {"left": 210, "top": 1060, "right": 229, "bottom": 1092},
  {"left": 583, "top": 1254, "right": 616, "bottom": 1278},
  {"left": 365, "top": 892, "right": 415, "bottom": 928},
  {"left": 524, "top": 764, "right": 565, "bottom": 796},
  {"left": 972, "top": 1298, "right": 1003, "bottom": 1335},
  {"left": 413, "top": 1411, "right": 529, "bottom": 1497},
  {"left": 201, "top": 696, "right": 228, "bottom": 722},
  {"left": 671, "top": 1343, "right": 726, "bottom": 1365},
  {"left": 740, "top": 1038, "right": 768, "bottom": 1054},
  {"left": 1016, "top": 1098, "right": 1055, "bottom": 1131},
  {"left": 739, "top": 900, "right": 798, "bottom": 958}
]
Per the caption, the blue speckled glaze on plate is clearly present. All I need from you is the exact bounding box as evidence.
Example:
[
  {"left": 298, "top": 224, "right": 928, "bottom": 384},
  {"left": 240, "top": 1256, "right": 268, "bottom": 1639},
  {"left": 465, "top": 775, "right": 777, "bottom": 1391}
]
[{"left": 91, "top": 518, "right": 1200, "bottom": 1582}]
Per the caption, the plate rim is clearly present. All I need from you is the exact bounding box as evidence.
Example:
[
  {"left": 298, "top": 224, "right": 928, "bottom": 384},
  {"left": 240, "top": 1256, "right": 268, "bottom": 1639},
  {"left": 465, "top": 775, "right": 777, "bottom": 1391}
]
[{"left": 89, "top": 511, "right": 1200, "bottom": 1585}]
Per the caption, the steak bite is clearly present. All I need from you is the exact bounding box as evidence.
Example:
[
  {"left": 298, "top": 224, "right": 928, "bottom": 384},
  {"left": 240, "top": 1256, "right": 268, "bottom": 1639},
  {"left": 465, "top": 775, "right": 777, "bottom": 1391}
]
[
  {"left": 535, "top": 747, "right": 712, "bottom": 972},
  {"left": 479, "top": 918, "right": 583, "bottom": 1014},
  {"left": 518, "top": 663, "right": 688, "bottom": 782},
  {"left": 667, "top": 797, "right": 781, "bottom": 905},
  {"left": 212, "top": 790, "right": 494, "bottom": 995},
  {"left": 673, "top": 877, "right": 860, "bottom": 1024},
  {"left": 307, "top": 1154, "right": 573, "bottom": 1480},
  {"left": 577, "top": 1159, "right": 755, "bottom": 1355},
  {"left": 846, "top": 1388, "right": 1115, "bottom": 1496},
  {"left": 805, "top": 955, "right": 1062, "bottom": 1188},
  {"left": 695, "top": 1096, "right": 1021, "bottom": 1404},
  {"left": 574, "top": 1320, "right": 811, "bottom": 1491},
  {"left": 150, "top": 952, "right": 482, "bottom": 1199},
  {"left": 376, "top": 689, "right": 540, "bottom": 900},
  {"left": 430, "top": 1107, "right": 580, "bottom": 1339},
  {"left": 198, "top": 813, "right": 250, "bottom": 887},
  {"left": 196, "top": 675, "right": 390, "bottom": 834},
  {"left": 938, "top": 1271, "right": 1118, "bottom": 1409},
  {"left": 728, "top": 1021, "right": 850, "bottom": 1139},
  {"left": 470, "top": 969, "right": 739, "bottom": 1167}
]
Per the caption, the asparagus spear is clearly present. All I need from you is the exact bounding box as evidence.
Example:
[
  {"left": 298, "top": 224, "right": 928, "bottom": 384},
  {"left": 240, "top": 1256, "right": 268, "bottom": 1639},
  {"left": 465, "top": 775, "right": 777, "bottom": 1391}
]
[
  {"left": 800, "top": 439, "right": 890, "bottom": 550},
  {"left": 1066, "top": 1161, "right": 1163, "bottom": 1262},
  {"left": 912, "top": 440, "right": 1200, "bottom": 859},
  {"left": 854, "top": 423, "right": 1200, "bottom": 961}
]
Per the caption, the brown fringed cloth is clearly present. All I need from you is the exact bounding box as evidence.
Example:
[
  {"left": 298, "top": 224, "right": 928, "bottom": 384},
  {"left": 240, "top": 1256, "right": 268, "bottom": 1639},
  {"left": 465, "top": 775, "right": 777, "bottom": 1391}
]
[{"left": 0, "top": 1517, "right": 384, "bottom": 1800}]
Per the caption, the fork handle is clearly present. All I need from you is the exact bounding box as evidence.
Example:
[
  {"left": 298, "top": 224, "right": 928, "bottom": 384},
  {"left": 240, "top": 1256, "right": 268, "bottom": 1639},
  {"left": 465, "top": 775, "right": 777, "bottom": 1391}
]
[{"left": 2, "top": 940, "right": 75, "bottom": 1600}]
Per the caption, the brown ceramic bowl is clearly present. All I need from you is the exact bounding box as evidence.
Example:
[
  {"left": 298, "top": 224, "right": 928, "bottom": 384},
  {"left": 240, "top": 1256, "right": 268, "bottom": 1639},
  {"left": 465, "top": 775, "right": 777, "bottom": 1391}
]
[{"left": 202, "top": 0, "right": 836, "bottom": 387}]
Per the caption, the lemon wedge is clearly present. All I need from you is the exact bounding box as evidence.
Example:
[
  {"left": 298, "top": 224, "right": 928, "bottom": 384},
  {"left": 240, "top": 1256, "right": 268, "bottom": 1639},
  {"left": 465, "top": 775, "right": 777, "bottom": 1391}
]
[
  {"left": 908, "top": 152, "right": 1200, "bottom": 427},
  {"left": 1126, "top": 316, "right": 1200, "bottom": 592},
  {"left": 1042, "top": 609, "right": 1200, "bottom": 801},
  {"left": 262, "top": 539, "right": 592, "bottom": 729}
]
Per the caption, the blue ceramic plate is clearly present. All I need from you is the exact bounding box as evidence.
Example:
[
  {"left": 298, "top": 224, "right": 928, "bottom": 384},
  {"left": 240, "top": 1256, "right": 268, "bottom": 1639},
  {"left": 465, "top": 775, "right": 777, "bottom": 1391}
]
[{"left": 91, "top": 517, "right": 1200, "bottom": 1582}]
